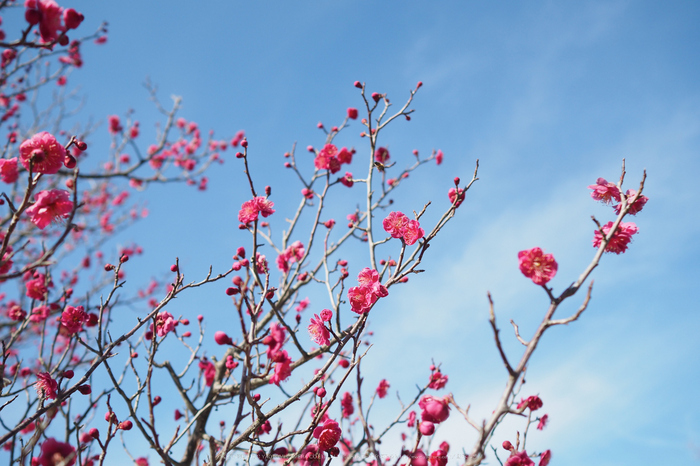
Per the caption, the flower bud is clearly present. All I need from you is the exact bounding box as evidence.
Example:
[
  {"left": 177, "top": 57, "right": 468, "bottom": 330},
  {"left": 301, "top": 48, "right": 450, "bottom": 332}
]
[
  {"left": 419, "top": 421, "right": 435, "bottom": 436},
  {"left": 170, "top": 264, "right": 178, "bottom": 272},
  {"left": 502, "top": 441, "right": 513, "bottom": 451},
  {"left": 214, "top": 331, "right": 233, "bottom": 346},
  {"left": 354, "top": 81, "right": 362, "bottom": 89},
  {"left": 64, "top": 154, "right": 77, "bottom": 169},
  {"left": 118, "top": 420, "right": 133, "bottom": 430}
]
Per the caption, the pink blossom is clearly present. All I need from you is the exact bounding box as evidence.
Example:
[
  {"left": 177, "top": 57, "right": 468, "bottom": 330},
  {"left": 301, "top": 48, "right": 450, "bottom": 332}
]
[
  {"left": 517, "top": 395, "right": 543, "bottom": 411},
  {"left": 19, "top": 131, "right": 66, "bottom": 174},
  {"left": 299, "top": 444, "right": 325, "bottom": 466},
  {"left": 340, "top": 172, "right": 354, "bottom": 187},
  {"left": 429, "top": 449, "right": 448, "bottom": 466},
  {"left": 341, "top": 391, "right": 354, "bottom": 418},
  {"left": 347, "top": 108, "right": 358, "bottom": 120},
  {"left": 0, "top": 157, "right": 18, "bottom": 183},
  {"left": 135, "top": 458, "right": 149, "bottom": 466},
  {"left": 537, "top": 413, "right": 549, "bottom": 430},
  {"left": 26, "top": 273, "right": 49, "bottom": 300},
  {"left": 374, "top": 147, "right": 390, "bottom": 163},
  {"left": 263, "top": 322, "right": 285, "bottom": 357},
  {"left": 518, "top": 247, "right": 558, "bottom": 286},
  {"left": 315, "top": 144, "right": 341, "bottom": 173},
  {"left": 588, "top": 177, "right": 621, "bottom": 204},
  {"left": 238, "top": 196, "right": 275, "bottom": 224},
  {"left": 37, "top": 438, "right": 76, "bottom": 466},
  {"left": 63, "top": 8, "right": 83, "bottom": 29},
  {"left": 435, "top": 150, "right": 443, "bottom": 165},
  {"left": 337, "top": 148, "right": 353, "bottom": 165},
  {"left": 593, "top": 221, "right": 639, "bottom": 254},
  {"left": 383, "top": 211, "right": 409, "bottom": 238},
  {"left": 198, "top": 359, "right": 215, "bottom": 386},
  {"left": 25, "top": 189, "right": 73, "bottom": 230},
  {"left": 539, "top": 450, "right": 552, "bottom": 466},
  {"left": 505, "top": 451, "right": 534, "bottom": 466},
  {"left": 150, "top": 311, "right": 175, "bottom": 337},
  {"left": 25, "top": 0, "right": 65, "bottom": 44},
  {"left": 308, "top": 314, "right": 330, "bottom": 346},
  {"left": 348, "top": 285, "right": 374, "bottom": 314},
  {"left": 269, "top": 350, "right": 292, "bottom": 385},
  {"left": 35, "top": 372, "right": 58, "bottom": 399},
  {"left": 407, "top": 410, "right": 417, "bottom": 427},
  {"left": 410, "top": 449, "right": 427, "bottom": 466},
  {"left": 255, "top": 252, "right": 268, "bottom": 273},
  {"left": 428, "top": 371, "right": 448, "bottom": 390},
  {"left": 448, "top": 187, "right": 465, "bottom": 208},
  {"left": 419, "top": 395, "right": 450, "bottom": 424},
  {"left": 313, "top": 419, "right": 341, "bottom": 451},
  {"left": 376, "top": 379, "right": 390, "bottom": 398},
  {"left": 60, "top": 305, "right": 87, "bottom": 335},
  {"left": 319, "top": 309, "right": 332, "bottom": 322},
  {"left": 403, "top": 219, "right": 425, "bottom": 246},
  {"left": 613, "top": 189, "right": 648, "bottom": 215}
]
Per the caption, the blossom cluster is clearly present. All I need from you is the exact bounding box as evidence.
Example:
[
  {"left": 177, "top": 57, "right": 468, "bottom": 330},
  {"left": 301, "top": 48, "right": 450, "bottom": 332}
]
[
  {"left": 238, "top": 196, "right": 275, "bottom": 224},
  {"left": 347, "top": 268, "right": 388, "bottom": 314},
  {"left": 588, "top": 177, "right": 647, "bottom": 253},
  {"left": 314, "top": 143, "right": 354, "bottom": 174},
  {"left": 277, "top": 240, "right": 305, "bottom": 272},
  {"left": 382, "top": 211, "right": 425, "bottom": 245}
]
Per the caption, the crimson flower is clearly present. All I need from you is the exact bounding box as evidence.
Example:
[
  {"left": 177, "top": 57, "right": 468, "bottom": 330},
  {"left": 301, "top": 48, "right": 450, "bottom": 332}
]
[
  {"left": 313, "top": 419, "right": 341, "bottom": 451},
  {"left": 25, "top": 189, "right": 74, "bottom": 230},
  {"left": 518, "top": 247, "right": 558, "bottom": 286},
  {"left": 35, "top": 372, "right": 58, "bottom": 400},
  {"left": 593, "top": 221, "right": 638, "bottom": 254},
  {"left": 37, "top": 438, "right": 76, "bottom": 466},
  {"left": 19, "top": 131, "right": 66, "bottom": 174},
  {"left": 588, "top": 177, "right": 621, "bottom": 204}
]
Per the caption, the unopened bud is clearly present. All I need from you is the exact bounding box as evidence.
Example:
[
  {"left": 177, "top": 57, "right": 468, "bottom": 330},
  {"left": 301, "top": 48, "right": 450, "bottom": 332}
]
[
  {"left": 354, "top": 81, "right": 362, "bottom": 89},
  {"left": 454, "top": 177, "right": 460, "bottom": 186}
]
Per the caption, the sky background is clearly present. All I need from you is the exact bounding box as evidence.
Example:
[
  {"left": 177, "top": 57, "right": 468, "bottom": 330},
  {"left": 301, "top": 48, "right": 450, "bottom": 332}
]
[{"left": 7, "top": 1, "right": 700, "bottom": 465}]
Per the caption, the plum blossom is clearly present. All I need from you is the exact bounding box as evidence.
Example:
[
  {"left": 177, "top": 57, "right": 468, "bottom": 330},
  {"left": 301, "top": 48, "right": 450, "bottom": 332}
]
[
  {"left": 238, "top": 196, "right": 275, "bottom": 224},
  {"left": 518, "top": 247, "right": 558, "bottom": 286},
  {"left": 150, "top": 311, "right": 175, "bottom": 337},
  {"left": 25, "top": 0, "right": 68, "bottom": 44},
  {"left": 198, "top": 359, "right": 215, "bottom": 386},
  {"left": 374, "top": 147, "right": 390, "bottom": 163},
  {"left": 35, "top": 372, "right": 58, "bottom": 399},
  {"left": 407, "top": 410, "right": 417, "bottom": 427},
  {"left": 448, "top": 187, "right": 465, "bottom": 208},
  {"left": 0, "top": 157, "right": 18, "bottom": 183},
  {"left": 517, "top": 395, "right": 543, "bottom": 411},
  {"left": 341, "top": 391, "right": 354, "bottom": 418},
  {"left": 376, "top": 379, "right": 390, "bottom": 398},
  {"left": 588, "top": 177, "right": 621, "bottom": 204},
  {"left": 277, "top": 240, "right": 305, "bottom": 272},
  {"left": 263, "top": 322, "right": 285, "bottom": 357},
  {"left": 539, "top": 450, "right": 552, "bottom": 466},
  {"left": 269, "top": 350, "right": 292, "bottom": 385},
  {"left": 537, "top": 413, "right": 549, "bottom": 430},
  {"left": 505, "top": 451, "right": 534, "bottom": 466},
  {"left": 593, "top": 221, "right": 639, "bottom": 254},
  {"left": 313, "top": 419, "right": 341, "bottom": 451},
  {"left": 435, "top": 150, "right": 443, "bottom": 165},
  {"left": 383, "top": 211, "right": 409, "bottom": 238},
  {"left": 299, "top": 444, "right": 325, "bottom": 466},
  {"left": 37, "top": 438, "right": 76, "bottom": 466},
  {"left": 348, "top": 268, "right": 388, "bottom": 314},
  {"left": 26, "top": 273, "right": 49, "bottom": 300},
  {"left": 308, "top": 314, "right": 330, "bottom": 346},
  {"left": 19, "top": 131, "right": 66, "bottom": 174},
  {"left": 403, "top": 220, "right": 425, "bottom": 246},
  {"left": 613, "top": 189, "right": 648, "bottom": 215},
  {"left": 25, "top": 189, "right": 73, "bottom": 230},
  {"left": 429, "top": 449, "right": 448, "bottom": 466},
  {"left": 60, "top": 305, "right": 87, "bottom": 335},
  {"left": 419, "top": 395, "right": 450, "bottom": 424},
  {"left": 428, "top": 371, "right": 448, "bottom": 390}
]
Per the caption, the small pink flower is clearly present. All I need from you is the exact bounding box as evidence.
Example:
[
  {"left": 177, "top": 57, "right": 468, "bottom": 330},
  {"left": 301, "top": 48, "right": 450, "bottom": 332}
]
[
  {"left": 26, "top": 273, "right": 49, "bottom": 300},
  {"left": 63, "top": 8, "right": 83, "bottom": 30},
  {"left": 448, "top": 187, "right": 465, "bottom": 208},
  {"left": 319, "top": 309, "right": 332, "bottom": 322},
  {"left": 537, "top": 413, "right": 549, "bottom": 430},
  {"left": 198, "top": 359, "right": 215, "bottom": 386},
  {"left": 593, "top": 221, "right": 639, "bottom": 254},
  {"left": 25, "top": 189, "right": 73, "bottom": 230},
  {"left": 419, "top": 395, "right": 450, "bottom": 424},
  {"left": 419, "top": 421, "right": 435, "bottom": 436},
  {"left": 505, "top": 451, "right": 534, "bottom": 466},
  {"left": 376, "top": 379, "right": 390, "bottom": 398},
  {"left": 60, "top": 305, "right": 87, "bottom": 335},
  {"left": 308, "top": 314, "right": 330, "bottom": 347},
  {"left": 0, "top": 157, "right": 18, "bottom": 183},
  {"left": 341, "top": 391, "right": 354, "bottom": 418},
  {"left": 429, "top": 449, "right": 448, "bottom": 466},
  {"left": 613, "top": 189, "right": 648, "bottom": 215},
  {"left": 374, "top": 147, "right": 390, "bottom": 163},
  {"left": 518, "top": 247, "right": 558, "bottom": 286},
  {"left": 299, "top": 444, "right": 325, "bottom": 466},
  {"left": 435, "top": 150, "right": 443, "bottom": 165},
  {"left": 35, "top": 372, "right": 58, "bottom": 400},
  {"left": 517, "top": 395, "right": 543, "bottom": 411},
  {"left": 410, "top": 449, "right": 427, "bottom": 466},
  {"left": 407, "top": 410, "right": 417, "bottom": 427},
  {"left": 238, "top": 196, "right": 275, "bottom": 224},
  {"left": 347, "top": 108, "right": 358, "bottom": 120},
  {"left": 263, "top": 322, "right": 286, "bottom": 357},
  {"left": 269, "top": 350, "right": 292, "bottom": 385},
  {"left": 339, "top": 172, "right": 354, "bottom": 187},
  {"left": 403, "top": 219, "right": 424, "bottom": 246},
  {"left": 539, "top": 450, "right": 552, "bottom": 466},
  {"left": 588, "top": 178, "right": 621, "bottom": 205},
  {"left": 19, "top": 132, "right": 66, "bottom": 174},
  {"left": 383, "top": 211, "right": 409, "bottom": 238},
  {"left": 37, "top": 437, "right": 76, "bottom": 466},
  {"left": 150, "top": 311, "right": 175, "bottom": 337},
  {"left": 313, "top": 419, "right": 341, "bottom": 451},
  {"left": 348, "top": 285, "right": 374, "bottom": 314},
  {"left": 428, "top": 371, "right": 448, "bottom": 390}
]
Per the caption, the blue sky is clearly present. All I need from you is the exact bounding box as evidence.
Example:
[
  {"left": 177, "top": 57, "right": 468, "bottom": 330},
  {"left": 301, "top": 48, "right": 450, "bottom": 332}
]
[{"left": 8, "top": 1, "right": 700, "bottom": 465}]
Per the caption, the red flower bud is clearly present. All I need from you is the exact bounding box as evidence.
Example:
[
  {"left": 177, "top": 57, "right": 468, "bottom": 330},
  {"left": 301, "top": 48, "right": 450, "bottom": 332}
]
[
  {"left": 354, "top": 81, "right": 362, "bottom": 89},
  {"left": 118, "top": 420, "right": 133, "bottom": 430},
  {"left": 214, "top": 331, "right": 233, "bottom": 346},
  {"left": 371, "top": 92, "right": 381, "bottom": 102},
  {"left": 62, "top": 370, "right": 74, "bottom": 379},
  {"left": 77, "top": 384, "right": 91, "bottom": 395},
  {"left": 170, "top": 264, "right": 178, "bottom": 272}
]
